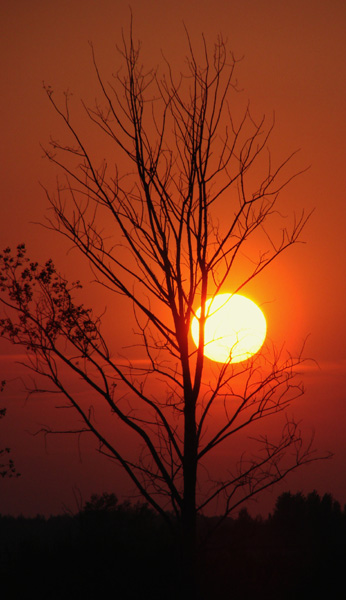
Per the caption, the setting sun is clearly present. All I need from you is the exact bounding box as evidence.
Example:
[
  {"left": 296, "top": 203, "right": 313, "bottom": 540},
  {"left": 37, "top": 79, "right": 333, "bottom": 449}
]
[{"left": 191, "top": 293, "right": 267, "bottom": 363}]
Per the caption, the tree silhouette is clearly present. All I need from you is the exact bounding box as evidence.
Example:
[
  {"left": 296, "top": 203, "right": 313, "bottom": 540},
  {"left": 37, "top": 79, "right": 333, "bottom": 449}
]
[
  {"left": 0, "top": 26, "right": 326, "bottom": 589},
  {"left": 0, "top": 381, "right": 20, "bottom": 478}
]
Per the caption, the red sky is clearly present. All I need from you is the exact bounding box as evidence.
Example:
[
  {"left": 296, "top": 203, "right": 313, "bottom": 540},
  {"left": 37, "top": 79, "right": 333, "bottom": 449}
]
[{"left": 1, "top": 0, "right": 345, "bottom": 517}]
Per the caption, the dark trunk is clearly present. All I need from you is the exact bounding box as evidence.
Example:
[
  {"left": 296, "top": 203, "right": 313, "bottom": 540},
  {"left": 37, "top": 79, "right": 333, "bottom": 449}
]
[
  {"left": 182, "top": 386, "right": 198, "bottom": 598},
  {"left": 181, "top": 499, "right": 197, "bottom": 597}
]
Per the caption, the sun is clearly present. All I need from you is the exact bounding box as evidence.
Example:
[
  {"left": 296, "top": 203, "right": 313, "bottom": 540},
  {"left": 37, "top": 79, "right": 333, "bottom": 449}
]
[{"left": 191, "top": 293, "right": 267, "bottom": 364}]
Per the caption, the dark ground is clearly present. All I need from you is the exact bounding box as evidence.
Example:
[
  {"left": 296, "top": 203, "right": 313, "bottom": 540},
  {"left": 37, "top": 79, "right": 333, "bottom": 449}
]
[{"left": 1, "top": 491, "right": 345, "bottom": 599}]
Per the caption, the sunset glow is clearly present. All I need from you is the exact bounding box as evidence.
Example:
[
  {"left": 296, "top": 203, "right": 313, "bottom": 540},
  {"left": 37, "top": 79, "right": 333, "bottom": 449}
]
[
  {"left": 1, "top": 0, "right": 346, "bottom": 529},
  {"left": 191, "top": 294, "right": 267, "bottom": 363}
]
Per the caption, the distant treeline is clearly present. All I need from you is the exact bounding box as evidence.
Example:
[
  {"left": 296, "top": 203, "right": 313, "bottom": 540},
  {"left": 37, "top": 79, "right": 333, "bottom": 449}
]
[{"left": 1, "top": 490, "right": 345, "bottom": 599}]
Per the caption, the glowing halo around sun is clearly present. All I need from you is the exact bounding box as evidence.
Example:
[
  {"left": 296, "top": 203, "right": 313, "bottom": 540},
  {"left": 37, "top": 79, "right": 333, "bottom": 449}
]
[{"left": 191, "top": 293, "right": 267, "bottom": 364}]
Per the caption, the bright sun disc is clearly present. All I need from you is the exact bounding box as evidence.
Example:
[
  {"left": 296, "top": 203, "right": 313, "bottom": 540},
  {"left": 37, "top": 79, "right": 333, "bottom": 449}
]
[{"left": 191, "top": 293, "right": 267, "bottom": 364}]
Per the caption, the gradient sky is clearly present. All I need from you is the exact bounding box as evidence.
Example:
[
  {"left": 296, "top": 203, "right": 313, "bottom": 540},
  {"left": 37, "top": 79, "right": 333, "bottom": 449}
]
[{"left": 1, "top": 0, "right": 345, "bottom": 517}]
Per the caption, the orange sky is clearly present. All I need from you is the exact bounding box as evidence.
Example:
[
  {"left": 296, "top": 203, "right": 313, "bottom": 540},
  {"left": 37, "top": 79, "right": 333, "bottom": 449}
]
[{"left": 1, "top": 0, "right": 345, "bottom": 517}]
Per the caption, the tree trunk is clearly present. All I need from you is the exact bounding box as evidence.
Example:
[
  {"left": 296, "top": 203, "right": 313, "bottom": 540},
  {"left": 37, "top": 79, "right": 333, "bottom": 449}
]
[{"left": 182, "top": 388, "right": 198, "bottom": 598}]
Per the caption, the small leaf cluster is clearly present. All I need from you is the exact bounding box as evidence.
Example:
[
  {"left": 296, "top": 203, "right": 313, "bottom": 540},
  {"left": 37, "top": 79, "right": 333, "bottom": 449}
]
[
  {"left": 0, "top": 245, "right": 101, "bottom": 357},
  {"left": 0, "top": 395, "right": 20, "bottom": 478}
]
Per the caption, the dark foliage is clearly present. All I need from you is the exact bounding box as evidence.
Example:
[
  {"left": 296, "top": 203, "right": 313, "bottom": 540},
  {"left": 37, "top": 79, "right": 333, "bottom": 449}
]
[
  {"left": 1, "top": 490, "right": 345, "bottom": 599},
  {"left": 0, "top": 381, "right": 20, "bottom": 479}
]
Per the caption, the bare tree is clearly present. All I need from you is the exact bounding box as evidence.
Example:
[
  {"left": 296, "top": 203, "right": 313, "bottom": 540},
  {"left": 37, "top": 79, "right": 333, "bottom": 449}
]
[{"left": 0, "top": 27, "right": 325, "bottom": 585}]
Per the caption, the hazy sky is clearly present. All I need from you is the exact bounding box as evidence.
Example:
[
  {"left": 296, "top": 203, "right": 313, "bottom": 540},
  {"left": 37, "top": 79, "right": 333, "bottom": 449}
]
[{"left": 1, "top": 0, "right": 345, "bottom": 517}]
